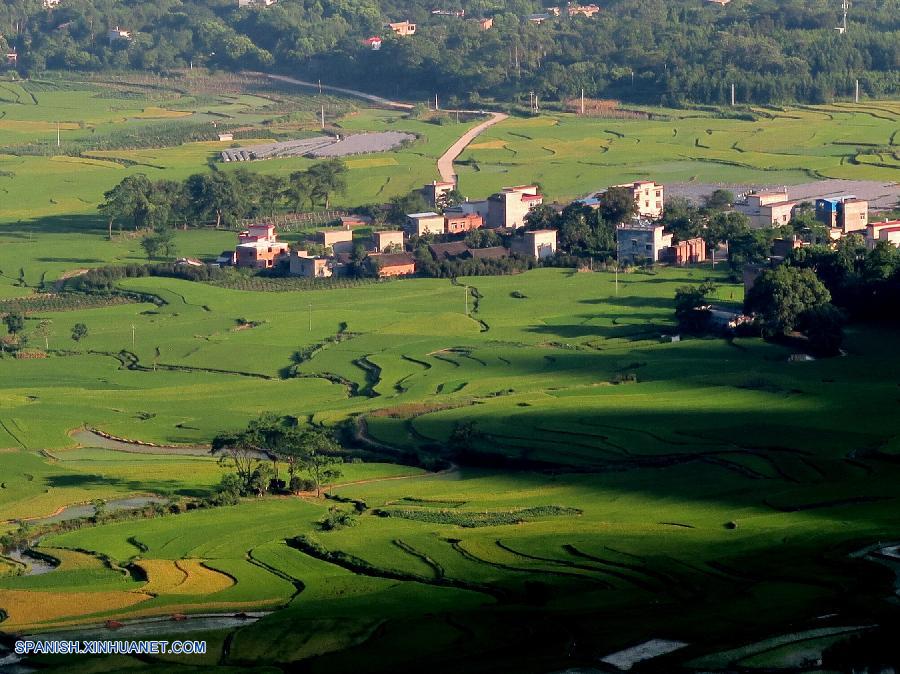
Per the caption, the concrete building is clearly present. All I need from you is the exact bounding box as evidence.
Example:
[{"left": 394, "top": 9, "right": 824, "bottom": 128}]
[
  {"left": 406, "top": 212, "right": 445, "bottom": 236},
  {"left": 422, "top": 180, "right": 456, "bottom": 207},
  {"left": 372, "top": 230, "right": 405, "bottom": 253},
  {"left": 235, "top": 223, "right": 290, "bottom": 269},
  {"left": 107, "top": 26, "right": 132, "bottom": 43},
  {"left": 486, "top": 186, "right": 543, "bottom": 229},
  {"left": 616, "top": 220, "right": 673, "bottom": 264},
  {"left": 444, "top": 212, "right": 482, "bottom": 234},
  {"left": 511, "top": 229, "right": 558, "bottom": 259},
  {"left": 289, "top": 253, "right": 333, "bottom": 278},
  {"left": 736, "top": 191, "right": 797, "bottom": 228},
  {"left": 317, "top": 228, "right": 355, "bottom": 254},
  {"left": 866, "top": 220, "right": 900, "bottom": 249},
  {"left": 665, "top": 237, "right": 706, "bottom": 264},
  {"left": 371, "top": 252, "right": 416, "bottom": 277},
  {"left": 587, "top": 181, "right": 663, "bottom": 219},
  {"left": 568, "top": 4, "right": 600, "bottom": 17},
  {"left": 446, "top": 200, "right": 490, "bottom": 219},
  {"left": 387, "top": 20, "right": 416, "bottom": 36},
  {"left": 816, "top": 196, "right": 868, "bottom": 234}
]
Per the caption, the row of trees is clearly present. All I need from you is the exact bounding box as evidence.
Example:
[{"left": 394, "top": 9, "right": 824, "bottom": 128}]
[
  {"left": 212, "top": 413, "right": 343, "bottom": 497},
  {"left": 3, "top": 0, "right": 898, "bottom": 105},
  {"left": 99, "top": 160, "right": 348, "bottom": 239}
]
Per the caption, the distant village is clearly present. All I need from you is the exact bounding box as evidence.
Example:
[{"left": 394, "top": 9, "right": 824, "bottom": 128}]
[{"left": 209, "top": 177, "right": 899, "bottom": 289}]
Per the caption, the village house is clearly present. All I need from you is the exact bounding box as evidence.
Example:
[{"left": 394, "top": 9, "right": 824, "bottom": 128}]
[
  {"left": 239, "top": 0, "right": 277, "bottom": 6},
  {"left": 736, "top": 190, "right": 797, "bottom": 228},
  {"left": 289, "top": 253, "right": 333, "bottom": 278},
  {"left": 43, "top": 0, "right": 61, "bottom": 7},
  {"left": 406, "top": 212, "right": 445, "bottom": 236},
  {"left": 432, "top": 9, "right": 465, "bottom": 17},
  {"left": 217, "top": 132, "right": 234, "bottom": 142},
  {"left": 371, "top": 252, "right": 416, "bottom": 277},
  {"left": 422, "top": 180, "right": 455, "bottom": 207},
  {"left": 387, "top": 20, "right": 416, "bottom": 36},
  {"left": 815, "top": 196, "right": 868, "bottom": 234},
  {"left": 706, "top": 0, "right": 731, "bottom": 5},
  {"left": 568, "top": 4, "right": 600, "bottom": 18},
  {"left": 616, "top": 220, "right": 673, "bottom": 264},
  {"left": 317, "top": 228, "right": 355, "bottom": 254},
  {"left": 428, "top": 241, "right": 471, "bottom": 261},
  {"left": 486, "top": 186, "right": 543, "bottom": 229},
  {"left": 582, "top": 181, "right": 663, "bottom": 219},
  {"left": 866, "top": 220, "right": 900, "bottom": 249},
  {"left": 107, "top": 26, "right": 132, "bottom": 43},
  {"left": 339, "top": 214, "right": 372, "bottom": 229},
  {"left": 234, "top": 223, "right": 290, "bottom": 269},
  {"left": 468, "top": 246, "right": 510, "bottom": 260},
  {"left": 5, "top": 52, "right": 16, "bottom": 67},
  {"left": 445, "top": 200, "right": 490, "bottom": 220},
  {"left": 364, "top": 36, "right": 382, "bottom": 50},
  {"left": 511, "top": 229, "right": 558, "bottom": 259},
  {"left": 444, "top": 212, "right": 483, "bottom": 234},
  {"left": 527, "top": 13, "right": 552, "bottom": 24},
  {"left": 664, "top": 237, "right": 706, "bottom": 265},
  {"left": 771, "top": 236, "right": 803, "bottom": 259},
  {"left": 372, "top": 230, "right": 405, "bottom": 252},
  {"left": 470, "top": 17, "right": 493, "bottom": 29}
]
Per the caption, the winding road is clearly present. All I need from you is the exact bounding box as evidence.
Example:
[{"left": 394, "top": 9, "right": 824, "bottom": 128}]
[{"left": 264, "top": 73, "right": 507, "bottom": 183}]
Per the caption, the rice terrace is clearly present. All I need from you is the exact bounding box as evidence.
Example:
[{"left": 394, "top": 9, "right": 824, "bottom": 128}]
[{"left": 0, "top": 61, "right": 899, "bottom": 674}]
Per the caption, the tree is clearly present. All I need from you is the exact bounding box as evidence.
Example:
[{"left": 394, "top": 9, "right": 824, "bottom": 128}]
[
  {"left": 305, "top": 159, "right": 348, "bottom": 209},
  {"left": 465, "top": 228, "right": 502, "bottom": 249},
  {"left": 71, "top": 322, "right": 88, "bottom": 342},
  {"left": 186, "top": 172, "right": 244, "bottom": 228},
  {"left": 140, "top": 227, "right": 177, "bottom": 260},
  {"left": 702, "top": 189, "right": 734, "bottom": 212},
  {"left": 599, "top": 186, "right": 638, "bottom": 225},
  {"left": 297, "top": 429, "right": 343, "bottom": 496},
  {"left": 98, "top": 174, "right": 153, "bottom": 239},
  {"left": 35, "top": 319, "right": 53, "bottom": 350},
  {"left": 3, "top": 311, "right": 24, "bottom": 335},
  {"left": 662, "top": 197, "right": 703, "bottom": 242},
  {"left": 800, "top": 303, "right": 845, "bottom": 357},
  {"left": 674, "top": 282, "right": 717, "bottom": 331},
  {"left": 744, "top": 265, "right": 831, "bottom": 335}
]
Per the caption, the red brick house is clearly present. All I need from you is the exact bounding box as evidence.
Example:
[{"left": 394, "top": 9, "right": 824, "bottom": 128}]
[{"left": 444, "top": 212, "right": 483, "bottom": 234}]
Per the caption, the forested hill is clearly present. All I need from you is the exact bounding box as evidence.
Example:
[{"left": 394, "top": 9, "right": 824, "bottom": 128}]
[{"left": 1, "top": 0, "right": 898, "bottom": 106}]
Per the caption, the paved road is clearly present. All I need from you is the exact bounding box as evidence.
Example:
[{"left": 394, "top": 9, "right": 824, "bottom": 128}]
[
  {"left": 265, "top": 73, "right": 414, "bottom": 110},
  {"left": 436, "top": 110, "right": 508, "bottom": 183},
  {"left": 263, "top": 73, "right": 507, "bottom": 183}
]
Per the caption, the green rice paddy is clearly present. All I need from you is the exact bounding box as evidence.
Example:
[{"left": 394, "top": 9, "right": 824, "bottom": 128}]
[{"left": 1, "top": 76, "right": 899, "bottom": 672}]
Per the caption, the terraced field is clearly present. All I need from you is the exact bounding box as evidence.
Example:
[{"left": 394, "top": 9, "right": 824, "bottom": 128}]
[
  {"left": 1, "top": 265, "right": 899, "bottom": 671},
  {"left": 457, "top": 102, "right": 900, "bottom": 201}
]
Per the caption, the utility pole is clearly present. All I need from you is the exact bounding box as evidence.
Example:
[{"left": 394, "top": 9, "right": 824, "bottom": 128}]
[
  {"left": 321, "top": 105, "right": 325, "bottom": 129},
  {"left": 435, "top": 93, "right": 439, "bottom": 111},
  {"left": 464, "top": 286, "right": 468, "bottom": 316},
  {"left": 855, "top": 78, "right": 859, "bottom": 103},
  {"left": 731, "top": 83, "right": 735, "bottom": 106},
  {"left": 308, "top": 303, "right": 312, "bottom": 331},
  {"left": 581, "top": 88, "right": 585, "bottom": 114},
  {"left": 56, "top": 123, "right": 60, "bottom": 148},
  {"left": 318, "top": 79, "right": 322, "bottom": 94},
  {"left": 131, "top": 324, "right": 135, "bottom": 349}
]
